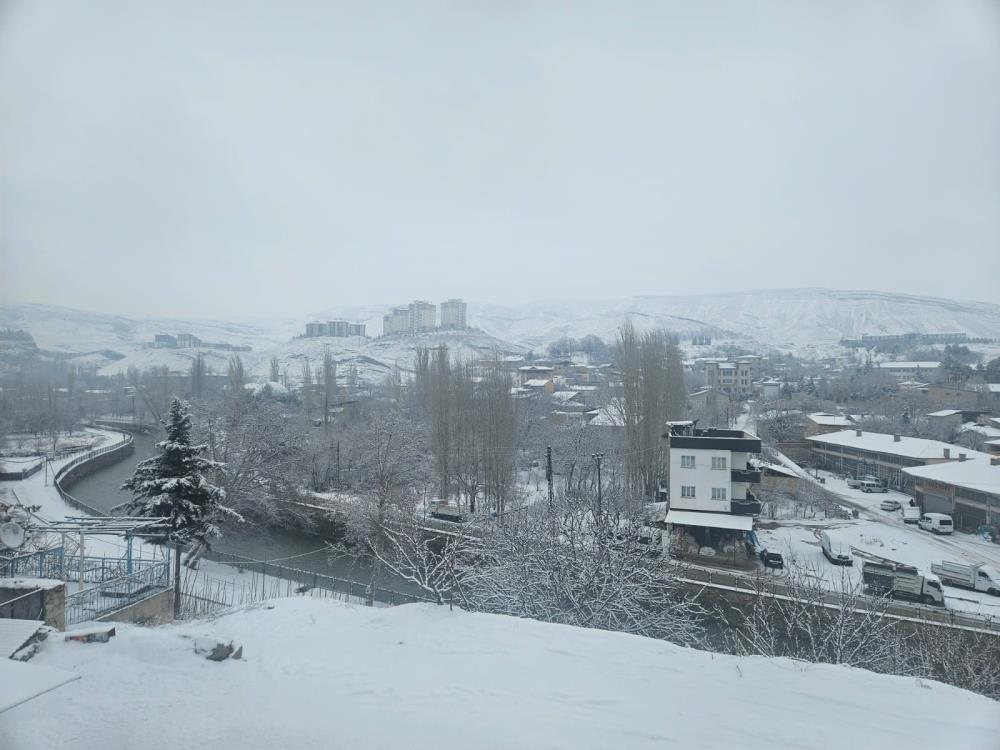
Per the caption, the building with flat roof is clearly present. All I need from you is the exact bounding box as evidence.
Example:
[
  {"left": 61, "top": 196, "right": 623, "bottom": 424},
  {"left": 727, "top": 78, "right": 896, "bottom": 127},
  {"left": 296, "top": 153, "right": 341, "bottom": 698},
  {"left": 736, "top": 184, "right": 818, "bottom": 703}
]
[
  {"left": 875, "top": 361, "right": 942, "bottom": 382},
  {"left": 903, "top": 455, "right": 1000, "bottom": 531},
  {"left": 807, "top": 429, "right": 992, "bottom": 490},
  {"left": 667, "top": 425, "right": 762, "bottom": 520},
  {"left": 303, "top": 320, "right": 366, "bottom": 338},
  {"left": 704, "top": 357, "right": 759, "bottom": 397},
  {"left": 806, "top": 412, "right": 856, "bottom": 436}
]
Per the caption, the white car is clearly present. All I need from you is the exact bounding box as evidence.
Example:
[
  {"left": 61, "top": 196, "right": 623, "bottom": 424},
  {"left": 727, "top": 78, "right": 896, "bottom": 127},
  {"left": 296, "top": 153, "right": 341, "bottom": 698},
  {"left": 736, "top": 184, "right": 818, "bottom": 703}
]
[{"left": 880, "top": 499, "right": 901, "bottom": 512}]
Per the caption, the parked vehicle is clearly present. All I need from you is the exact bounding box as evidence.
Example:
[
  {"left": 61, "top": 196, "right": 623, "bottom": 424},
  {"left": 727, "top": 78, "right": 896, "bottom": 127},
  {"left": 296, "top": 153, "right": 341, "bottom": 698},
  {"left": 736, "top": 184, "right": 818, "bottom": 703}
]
[
  {"left": 429, "top": 501, "right": 465, "bottom": 523},
  {"left": 760, "top": 549, "right": 784, "bottom": 569},
  {"left": 820, "top": 531, "right": 853, "bottom": 566},
  {"left": 918, "top": 513, "right": 954, "bottom": 535},
  {"left": 901, "top": 507, "right": 921, "bottom": 524},
  {"left": 880, "top": 499, "right": 901, "bottom": 512},
  {"left": 859, "top": 480, "right": 887, "bottom": 493},
  {"left": 846, "top": 477, "right": 862, "bottom": 489},
  {"left": 861, "top": 560, "right": 945, "bottom": 606},
  {"left": 930, "top": 561, "right": 1000, "bottom": 596}
]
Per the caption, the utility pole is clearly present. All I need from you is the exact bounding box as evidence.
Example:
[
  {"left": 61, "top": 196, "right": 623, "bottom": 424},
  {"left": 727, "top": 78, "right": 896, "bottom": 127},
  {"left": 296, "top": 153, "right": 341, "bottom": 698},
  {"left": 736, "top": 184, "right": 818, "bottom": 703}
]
[
  {"left": 545, "top": 446, "right": 554, "bottom": 509},
  {"left": 592, "top": 452, "right": 604, "bottom": 517},
  {"left": 336, "top": 441, "right": 341, "bottom": 486}
]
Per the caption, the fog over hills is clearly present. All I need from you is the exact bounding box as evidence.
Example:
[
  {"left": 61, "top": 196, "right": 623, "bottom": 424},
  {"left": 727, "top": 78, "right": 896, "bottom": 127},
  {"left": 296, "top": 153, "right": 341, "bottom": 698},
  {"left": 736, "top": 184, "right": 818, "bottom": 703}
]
[{"left": 3, "top": 288, "right": 999, "bottom": 381}]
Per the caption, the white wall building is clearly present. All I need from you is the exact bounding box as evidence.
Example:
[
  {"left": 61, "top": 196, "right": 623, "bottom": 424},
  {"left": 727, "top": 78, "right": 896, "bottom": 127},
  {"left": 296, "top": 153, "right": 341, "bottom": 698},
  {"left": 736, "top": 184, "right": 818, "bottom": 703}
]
[{"left": 667, "top": 425, "right": 762, "bottom": 519}]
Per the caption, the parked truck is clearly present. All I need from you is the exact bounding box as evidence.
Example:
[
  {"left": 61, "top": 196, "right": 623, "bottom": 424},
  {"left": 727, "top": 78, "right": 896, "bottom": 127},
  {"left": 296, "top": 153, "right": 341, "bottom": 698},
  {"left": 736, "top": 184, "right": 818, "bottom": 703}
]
[
  {"left": 860, "top": 558, "right": 945, "bottom": 607},
  {"left": 930, "top": 561, "right": 1000, "bottom": 596}
]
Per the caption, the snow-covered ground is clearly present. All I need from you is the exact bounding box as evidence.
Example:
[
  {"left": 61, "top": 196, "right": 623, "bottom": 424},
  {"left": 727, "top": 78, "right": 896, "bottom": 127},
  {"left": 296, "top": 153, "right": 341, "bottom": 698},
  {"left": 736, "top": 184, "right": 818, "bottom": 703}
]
[
  {"left": 756, "top": 468, "right": 1000, "bottom": 618},
  {"left": 3, "top": 597, "right": 998, "bottom": 750}
]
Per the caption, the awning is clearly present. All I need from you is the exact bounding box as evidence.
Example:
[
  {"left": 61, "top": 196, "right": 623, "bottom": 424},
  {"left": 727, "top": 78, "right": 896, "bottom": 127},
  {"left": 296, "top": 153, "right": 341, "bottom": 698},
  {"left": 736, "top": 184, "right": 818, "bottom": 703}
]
[
  {"left": 0, "top": 660, "right": 79, "bottom": 714},
  {"left": 664, "top": 510, "right": 753, "bottom": 531}
]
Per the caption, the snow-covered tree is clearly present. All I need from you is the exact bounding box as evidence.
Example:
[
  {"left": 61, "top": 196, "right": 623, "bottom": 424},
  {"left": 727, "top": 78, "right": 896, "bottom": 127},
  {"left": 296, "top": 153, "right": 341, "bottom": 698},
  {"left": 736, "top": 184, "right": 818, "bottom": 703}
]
[{"left": 122, "top": 398, "right": 240, "bottom": 561}]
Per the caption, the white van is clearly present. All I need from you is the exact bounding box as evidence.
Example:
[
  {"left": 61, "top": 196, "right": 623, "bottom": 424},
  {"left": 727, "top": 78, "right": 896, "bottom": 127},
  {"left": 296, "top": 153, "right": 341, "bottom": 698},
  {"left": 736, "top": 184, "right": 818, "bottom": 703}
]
[
  {"left": 820, "top": 531, "right": 853, "bottom": 566},
  {"left": 859, "top": 480, "right": 887, "bottom": 494},
  {"left": 918, "top": 513, "right": 954, "bottom": 535}
]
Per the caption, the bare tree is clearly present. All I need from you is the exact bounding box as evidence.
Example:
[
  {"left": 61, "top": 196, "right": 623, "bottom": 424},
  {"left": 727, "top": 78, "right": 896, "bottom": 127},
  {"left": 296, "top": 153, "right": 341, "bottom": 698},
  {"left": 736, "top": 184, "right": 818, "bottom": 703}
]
[{"left": 269, "top": 356, "right": 280, "bottom": 383}]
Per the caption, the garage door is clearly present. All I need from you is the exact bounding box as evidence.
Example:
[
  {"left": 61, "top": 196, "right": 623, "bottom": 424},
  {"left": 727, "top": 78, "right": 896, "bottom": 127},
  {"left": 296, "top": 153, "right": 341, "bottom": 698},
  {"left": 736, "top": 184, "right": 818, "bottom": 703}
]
[{"left": 922, "top": 492, "right": 952, "bottom": 514}]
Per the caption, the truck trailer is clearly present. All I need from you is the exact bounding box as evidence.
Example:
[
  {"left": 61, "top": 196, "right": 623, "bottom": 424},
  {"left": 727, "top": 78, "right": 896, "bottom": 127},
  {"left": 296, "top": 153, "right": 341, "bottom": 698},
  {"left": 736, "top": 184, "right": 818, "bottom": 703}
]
[{"left": 860, "top": 560, "right": 945, "bottom": 607}]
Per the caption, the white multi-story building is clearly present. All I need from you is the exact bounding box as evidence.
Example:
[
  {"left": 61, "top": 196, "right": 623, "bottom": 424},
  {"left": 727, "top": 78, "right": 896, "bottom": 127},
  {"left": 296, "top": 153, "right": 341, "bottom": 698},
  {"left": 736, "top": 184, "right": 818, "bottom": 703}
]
[
  {"left": 409, "top": 300, "right": 437, "bottom": 332},
  {"left": 667, "top": 424, "right": 762, "bottom": 521},
  {"left": 704, "top": 356, "right": 759, "bottom": 397},
  {"left": 382, "top": 306, "right": 411, "bottom": 336},
  {"left": 440, "top": 298, "right": 467, "bottom": 329}
]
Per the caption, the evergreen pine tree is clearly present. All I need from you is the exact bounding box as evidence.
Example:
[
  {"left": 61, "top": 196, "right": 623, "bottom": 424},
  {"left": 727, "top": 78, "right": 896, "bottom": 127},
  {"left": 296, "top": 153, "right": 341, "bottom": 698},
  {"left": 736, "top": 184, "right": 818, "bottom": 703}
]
[{"left": 122, "top": 398, "right": 239, "bottom": 551}]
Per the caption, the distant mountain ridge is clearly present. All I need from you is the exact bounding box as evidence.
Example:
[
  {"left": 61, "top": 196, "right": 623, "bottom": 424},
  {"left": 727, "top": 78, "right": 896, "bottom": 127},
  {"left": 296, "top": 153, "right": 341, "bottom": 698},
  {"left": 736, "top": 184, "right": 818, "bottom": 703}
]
[{"left": 2, "top": 288, "right": 999, "bottom": 372}]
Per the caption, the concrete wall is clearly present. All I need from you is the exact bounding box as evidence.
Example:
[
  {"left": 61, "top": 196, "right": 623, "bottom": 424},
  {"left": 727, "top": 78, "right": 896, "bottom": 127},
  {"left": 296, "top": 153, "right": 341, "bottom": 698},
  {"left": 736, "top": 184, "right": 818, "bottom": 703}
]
[
  {"left": 97, "top": 589, "right": 174, "bottom": 626},
  {"left": 0, "top": 582, "right": 66, "bottom": 630},
  {"left": 58, "top": 441, "right": 135, "bottom": 489}
]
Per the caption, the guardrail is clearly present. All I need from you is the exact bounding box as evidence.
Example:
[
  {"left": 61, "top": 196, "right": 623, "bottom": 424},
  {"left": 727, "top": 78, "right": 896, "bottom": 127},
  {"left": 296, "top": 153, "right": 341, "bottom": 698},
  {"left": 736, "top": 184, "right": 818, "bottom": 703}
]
[
  {"left": 54, "top": 429, "right": 135, "bottom": 516},
  {"left": 65, "top": 560, "right": 170, "bottom": 625},
  {"left": 0, "top": 457, "right": 45, "bottom": 481}
]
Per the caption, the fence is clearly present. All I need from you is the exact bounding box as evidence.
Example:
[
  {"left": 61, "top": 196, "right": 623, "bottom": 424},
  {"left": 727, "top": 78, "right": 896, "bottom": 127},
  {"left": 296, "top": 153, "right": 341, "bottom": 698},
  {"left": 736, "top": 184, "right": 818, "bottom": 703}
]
[
  {"left": 179, "top": 549, "right": 436, "bottom": 618},
  {"left": 0, "top": 547, "right": 66, "bottom": 579},
  {"left": 65, "top": 560, "right": 170, "bottom": 625},
  {"left": 64, "top": 554, "right": 165, "bottom": 584}
]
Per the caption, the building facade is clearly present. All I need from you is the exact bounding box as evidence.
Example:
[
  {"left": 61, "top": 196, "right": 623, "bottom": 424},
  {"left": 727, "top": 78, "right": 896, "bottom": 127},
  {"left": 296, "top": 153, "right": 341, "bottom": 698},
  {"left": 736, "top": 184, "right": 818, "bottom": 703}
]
[
  {"left": 303, "top": 320, "right": 367, "bottom": 338},
  {"left": 704, "top": 357, "right": 758, "bottom": 397},
  {"left": 409, "top": 301, "right": 437, "bottom": 332},
  {"left": 667, "top": 425, "right": 762, "bottom": 517},
  {"left": 440, "top": 298, "right": 467, "bottom": 329},
  {"left": 903, "top": 456, "right": 1000, "bottom": 531}
]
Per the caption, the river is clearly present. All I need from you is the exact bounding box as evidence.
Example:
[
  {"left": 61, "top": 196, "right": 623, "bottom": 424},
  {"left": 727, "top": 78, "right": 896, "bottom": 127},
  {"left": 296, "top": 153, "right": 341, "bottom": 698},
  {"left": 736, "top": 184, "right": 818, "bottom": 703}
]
[{"left": 68, "top": 432, "right": 413, "bottom": 590}]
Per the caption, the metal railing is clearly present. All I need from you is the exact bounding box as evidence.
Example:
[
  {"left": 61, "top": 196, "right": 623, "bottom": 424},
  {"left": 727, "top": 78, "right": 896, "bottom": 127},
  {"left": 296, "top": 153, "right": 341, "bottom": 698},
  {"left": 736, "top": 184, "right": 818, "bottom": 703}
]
[
  {"left": 200, "top": 549, "right": 436, "bottom": 607},
  {"left": 0, "top": 547, "right": 66, "bottom": 579},
  {"left": 64, "top": 554, "right": 164, "bottom": 584},
  {"left": 65, "top": 560, "right": 170, "bottom": 625}
]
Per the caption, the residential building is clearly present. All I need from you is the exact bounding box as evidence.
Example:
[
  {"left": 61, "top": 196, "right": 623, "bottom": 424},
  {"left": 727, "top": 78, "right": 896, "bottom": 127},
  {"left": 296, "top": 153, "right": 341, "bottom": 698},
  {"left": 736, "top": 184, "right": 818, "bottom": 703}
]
[
  {"left": 805, "top": 412, "right": 856, "bottom": 436},
  {"left": 874, "top": 361, "right": 942, "bottom": 382},
  {"left": 759, "top": 380, "right": 783, "bottom": 401},
  {"left": 303, "top": 320, "right": 367, "bottom": 338},
  {"left": 926, "top": 409, "right": 964, "bottom": 430},
  {"left": 923, "top": 384, "right": 982, "bottom": 410},
  {"left": 903, "top": 455, "right": 1000, "bottom": 531},
  {"left": 667, "top": 424, "right": 762, "bottom": 523},
  {"left": 439, "top": 298, "right": 468, "bottom": 329},
  {"left": 704, "top": 357, "right": 759, "bottom": 397},
  {"left": 517, "top": 365, "right": 555, "bottom": 386},
  {"left": 409, "top": 300, "right": 437, "bottom": 332},
  {"left": 175, "top": 333, "right": 202, "bottom": 348},
  {"left": 383, "top": 306, "right": 411, "bottom": 336},
  {"left": 807, "top": 429, "right": 992, "bottom": 490},
  {"left": 153, "top": 334, "right": 177, "bottom": 348},
  {"left": 523, "top": 378, "right": 555, "bottom": 394}
]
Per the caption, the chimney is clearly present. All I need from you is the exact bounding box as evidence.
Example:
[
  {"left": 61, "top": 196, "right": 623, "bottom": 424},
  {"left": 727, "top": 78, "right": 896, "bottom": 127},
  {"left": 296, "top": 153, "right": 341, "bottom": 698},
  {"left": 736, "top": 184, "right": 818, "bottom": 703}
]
[
  {"left": 959, "top": 453, "right": 967, "bottom": 462},
  {"left": 855, "top": 429, "right": 862, "bottom": 437},
  {"left": 943, "top": 448, "right": 951, "bottom": 459},
  {"left": 893, "top": 433, "right": 901, "bottom": 442}
]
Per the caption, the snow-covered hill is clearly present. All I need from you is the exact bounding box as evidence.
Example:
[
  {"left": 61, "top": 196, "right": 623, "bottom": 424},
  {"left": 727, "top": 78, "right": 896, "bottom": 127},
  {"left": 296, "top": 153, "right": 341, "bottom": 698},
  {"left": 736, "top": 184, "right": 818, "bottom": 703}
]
[
  {"left": 466, "top": 288, "right": 1000, "bottom": 355},
  {"left": 5, "top": 598, "right": 997, "bottom": 750},
  {"left": 3, "top": 288, "right": 999, "bottom": 377}
]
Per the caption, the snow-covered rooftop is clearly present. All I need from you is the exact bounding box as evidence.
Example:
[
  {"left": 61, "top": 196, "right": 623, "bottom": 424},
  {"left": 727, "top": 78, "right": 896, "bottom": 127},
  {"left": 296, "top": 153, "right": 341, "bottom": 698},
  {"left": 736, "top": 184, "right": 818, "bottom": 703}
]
[
  {"left": 550, "top": 391, "right": 579, "bottom": 403},
  {"left": 523, "top": 378, "right": 552, "bottom": 388},
  {"left": 807, "top": 430, "right": 993, "bottom": 462},
  {"left": 903, "top": 458, "right": 1000, "bottom": 496},
  {"left": 808, "top": 412, "right": 854, "bottom": 427},
  {"left": 927, "top": 409, "right": 962, "bottom": 417}
]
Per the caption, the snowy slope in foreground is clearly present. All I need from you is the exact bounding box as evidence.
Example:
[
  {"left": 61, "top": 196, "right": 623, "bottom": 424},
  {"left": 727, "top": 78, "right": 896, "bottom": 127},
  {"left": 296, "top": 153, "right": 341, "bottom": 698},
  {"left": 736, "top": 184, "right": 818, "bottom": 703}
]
[{"left": 5, "top": 599, "right": 998, "bottom": 750}]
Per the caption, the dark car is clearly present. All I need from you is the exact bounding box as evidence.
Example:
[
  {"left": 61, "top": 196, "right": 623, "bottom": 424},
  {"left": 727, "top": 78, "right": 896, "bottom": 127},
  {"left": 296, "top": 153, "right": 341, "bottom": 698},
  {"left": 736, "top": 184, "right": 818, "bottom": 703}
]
[{"left": 760, "top": 549, "right": 784, "bottom": 569}]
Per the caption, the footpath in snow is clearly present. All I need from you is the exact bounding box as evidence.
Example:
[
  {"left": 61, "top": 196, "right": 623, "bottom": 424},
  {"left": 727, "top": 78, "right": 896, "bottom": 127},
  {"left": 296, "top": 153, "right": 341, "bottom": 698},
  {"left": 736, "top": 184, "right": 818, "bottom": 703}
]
[{"left": 2, "top": 597, "right": 999, "bottom": 750}]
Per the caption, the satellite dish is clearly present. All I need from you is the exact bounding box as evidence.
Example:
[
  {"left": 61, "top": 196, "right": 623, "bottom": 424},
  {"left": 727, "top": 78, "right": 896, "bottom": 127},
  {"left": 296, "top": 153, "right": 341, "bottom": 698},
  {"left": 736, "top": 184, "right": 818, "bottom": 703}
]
[{"left": 0, "top": 521, "right": 26, "bottom": 550}]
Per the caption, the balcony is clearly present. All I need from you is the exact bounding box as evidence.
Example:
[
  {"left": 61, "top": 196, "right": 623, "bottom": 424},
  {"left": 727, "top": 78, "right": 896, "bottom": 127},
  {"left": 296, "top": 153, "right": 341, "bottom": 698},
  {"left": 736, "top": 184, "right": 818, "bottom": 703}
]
[
  {"left": 731, "top": 468, "right": 761, "bottom": 483},
  {"left": 730, "top": 491, "right": 761, "bottom": 516}
]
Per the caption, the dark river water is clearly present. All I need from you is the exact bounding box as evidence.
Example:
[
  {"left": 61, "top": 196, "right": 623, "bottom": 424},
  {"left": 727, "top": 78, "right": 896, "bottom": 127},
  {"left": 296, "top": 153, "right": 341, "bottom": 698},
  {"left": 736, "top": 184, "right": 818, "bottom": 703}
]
[{"left": 68, "top": 433, "right": 415, "bottom": 592}]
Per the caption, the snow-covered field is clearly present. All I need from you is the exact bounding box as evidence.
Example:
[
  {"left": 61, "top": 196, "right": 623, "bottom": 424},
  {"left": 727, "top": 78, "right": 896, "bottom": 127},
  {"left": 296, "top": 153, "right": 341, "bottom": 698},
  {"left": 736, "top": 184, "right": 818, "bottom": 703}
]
[
  {"left": 3, "top": 597, "right": 999, "bottom": 750},
  {"left": 756, "top": 469, "right": 1000, "bottom": 618}
]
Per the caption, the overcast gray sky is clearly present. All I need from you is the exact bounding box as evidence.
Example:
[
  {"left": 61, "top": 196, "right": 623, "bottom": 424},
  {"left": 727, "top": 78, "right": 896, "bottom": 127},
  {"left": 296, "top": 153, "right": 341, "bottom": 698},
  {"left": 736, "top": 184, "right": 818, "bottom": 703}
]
[{"left": 1, "top": 0, "right": 998, "bottom": 318}]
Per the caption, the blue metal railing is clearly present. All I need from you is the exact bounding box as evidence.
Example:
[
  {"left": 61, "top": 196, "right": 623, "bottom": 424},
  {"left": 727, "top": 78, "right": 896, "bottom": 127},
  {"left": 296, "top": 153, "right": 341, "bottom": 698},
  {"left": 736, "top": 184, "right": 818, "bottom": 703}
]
[
  {"left": 65, "top": 560, "right": 170, "bottom": 625},
  {"left": 0, "top": 547, "right": 66, "bottom": 579},
  {"left": 64, "top": 554, "right": 164, "bottom": 584}
]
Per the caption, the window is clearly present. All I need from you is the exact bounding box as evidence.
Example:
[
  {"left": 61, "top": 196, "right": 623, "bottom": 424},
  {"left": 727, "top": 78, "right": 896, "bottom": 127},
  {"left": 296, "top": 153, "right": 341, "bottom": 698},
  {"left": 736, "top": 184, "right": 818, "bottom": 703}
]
[
  {"left": 711, "top": 456, "right": 727, "bottom": 470},
  {"left": 711, "top": 487, "right": 727, "bottom": 500},
  {"left": 681, "top": 455, "right": 696, "bottom": 469},
  {"left": 681, "top": 486, "right": 696, "bottom": 498}
]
